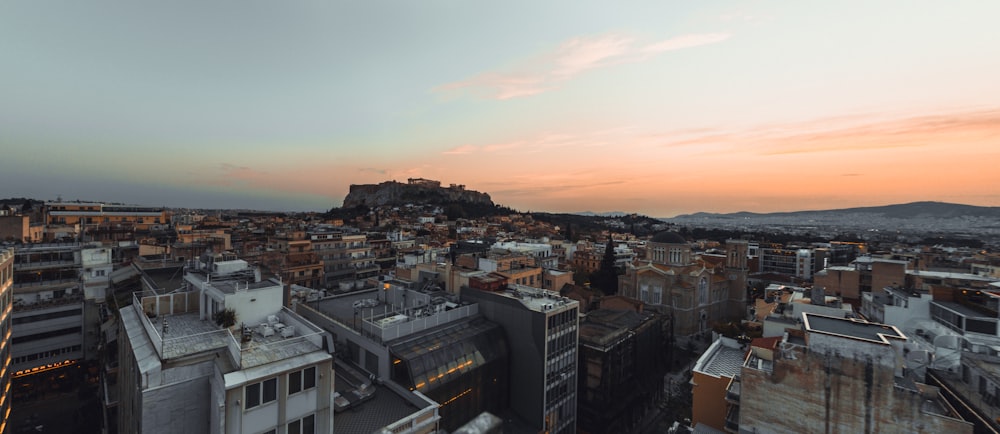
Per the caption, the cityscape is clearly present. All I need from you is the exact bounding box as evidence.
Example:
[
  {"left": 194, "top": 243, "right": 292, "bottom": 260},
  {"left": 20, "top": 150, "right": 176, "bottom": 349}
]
[{"left": 4, "top": 1, "right": 1000, "bottom": 434}]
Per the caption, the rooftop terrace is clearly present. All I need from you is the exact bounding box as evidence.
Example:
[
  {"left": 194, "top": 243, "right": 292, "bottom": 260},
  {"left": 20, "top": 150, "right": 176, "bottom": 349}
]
[{"left": 131, "top": 290, "right": 327, "bottom": 368}]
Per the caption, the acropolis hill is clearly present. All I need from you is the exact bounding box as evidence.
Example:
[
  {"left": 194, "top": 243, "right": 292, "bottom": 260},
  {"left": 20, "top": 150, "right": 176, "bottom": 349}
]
[{"left": 342, "top": 178, "right": 493, "bottom": 208}]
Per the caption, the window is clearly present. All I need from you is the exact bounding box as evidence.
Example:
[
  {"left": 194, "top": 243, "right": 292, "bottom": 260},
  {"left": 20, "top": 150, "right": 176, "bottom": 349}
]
[
  {"left": 288, "top": 415, "right": 315, "bottom": 434},
  {"left": 245, "top": 378, "right": 277, "bottom": 409},
  {"left": 289, "top": 366, "right": 317, "bottom": 395}
]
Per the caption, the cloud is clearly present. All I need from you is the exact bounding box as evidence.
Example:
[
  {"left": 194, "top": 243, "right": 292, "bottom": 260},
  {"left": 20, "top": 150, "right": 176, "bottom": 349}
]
[
  {"left": 437, "top": 32, "right": 730, "bottom": 100},
  {"left": 656, "top": 108, "right": 1000, "bottom": 156},
  {"left": 442, "top": 144, "right": 478, "bottom": 155},
  {"left": 441, "top": 129, "right": 619, "bottom": 156},
  {"left": 358, "top": 167, "right": 387, "bottom": 175}
]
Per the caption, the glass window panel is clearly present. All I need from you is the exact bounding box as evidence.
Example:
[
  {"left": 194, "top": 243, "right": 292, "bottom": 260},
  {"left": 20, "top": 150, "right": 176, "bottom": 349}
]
[
  {"left": 263, "top": 378, "right": 277, "bottom": 403},
  {"left": 304, "top": 367, "right": 316, "bottom": 390},
  {"left": 289, "top": 370, "right": 302, "bottom": 394},
  {"left": 246, "top": 383, "right": 260, "bottom": 408}
]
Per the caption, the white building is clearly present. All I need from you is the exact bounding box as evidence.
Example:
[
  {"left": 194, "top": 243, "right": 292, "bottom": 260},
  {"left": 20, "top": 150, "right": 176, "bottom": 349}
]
[{"left": 118, "top": 255, "right": 334, "bottom": 434}]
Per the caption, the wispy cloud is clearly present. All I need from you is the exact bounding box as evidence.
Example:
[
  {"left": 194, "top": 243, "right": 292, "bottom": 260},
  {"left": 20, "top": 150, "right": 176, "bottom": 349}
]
[
  {"left": 437, "top": 32, "right": 730, "bottom": 100},
  {"left": 442, "top": 127, "right": 635, "bottom": 156},
  {"left": 657, "top": 108, "right": 1000, "bottom": 155}
]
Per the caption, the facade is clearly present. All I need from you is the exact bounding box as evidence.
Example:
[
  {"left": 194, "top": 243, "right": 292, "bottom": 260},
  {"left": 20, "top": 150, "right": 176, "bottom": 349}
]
[
  {"left": 263, "top": 236, "right": 324, "bottom": 290},
  {"left": 10, "top": 242, "right": 86, "bottom": 376},
  {"left": 310, "top": 232, "right": 377, "bottom": 290},
  {"left": 117, "top": 256, "right": 334, "bottom": 434},
  {"left": 462, "top": 285, "right": 579, "bottom": 434},
  {"left": 690, "top": 336, "right": 747, "bottom": 432},
  {"left": 619, "top": 236, "right": 748, "bottom": 336},
  {"left": 0, "top": 214, "right": 42, "bottom": 243},
  {"left": 732, "top": 312, "right": 973, "bottom": 433},
  {"left": 1, "top": 248, "right": 13, "bottom": 434},
  {"left": 45, "top": 202, "right": 167, "bottom": 232},
  {"left": 577, "top": 306, "right": 666, "bottom": 434}
]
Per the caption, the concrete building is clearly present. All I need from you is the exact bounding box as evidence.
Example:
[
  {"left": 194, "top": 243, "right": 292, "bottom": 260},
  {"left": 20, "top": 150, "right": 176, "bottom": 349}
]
[
  {"left": 310, "top": 231, "right": 378, "bottom": 290},
  {"left": 462, "top": 285, "right": 580, "bottom": 434},
  {"left": 44, "top": 202, "right": 167, "bottom": 234},
  {"left": 732, "top": 312, "right": 973, "bottom": 433},
  {"left": 117, "top": 256, "right": 335, "bottom": 434},
  {"left": 690, "top": 336, "right": 747, "bottom": 432},
  {"left": 577, "top": 305, "right": 667, "bottom": 434},
  {"left": 619, "top": 235, "right": 748, "bottom": 336},
  {"left": 10, "top": 242, "right": 87, "bottom": 376},
  {"left": 302, "top": 285, "right": 494, "bottom": 432},
  {"left": 0, "top": 213, "right": 43, "bottom": 243},
  {"left": 1, "top": 248, "right": 13, "bottom": 434}
]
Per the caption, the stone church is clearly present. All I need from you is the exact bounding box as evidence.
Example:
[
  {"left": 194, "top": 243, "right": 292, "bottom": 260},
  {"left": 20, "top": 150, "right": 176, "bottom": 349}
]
[{"left": 620, "top": 232, "right": 748, "bottom": 336}]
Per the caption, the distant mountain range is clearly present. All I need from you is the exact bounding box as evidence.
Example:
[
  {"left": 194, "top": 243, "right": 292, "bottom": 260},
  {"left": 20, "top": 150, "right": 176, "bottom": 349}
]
[{"left": 671, "top": 201, "right": 1000, "bottom": 220}]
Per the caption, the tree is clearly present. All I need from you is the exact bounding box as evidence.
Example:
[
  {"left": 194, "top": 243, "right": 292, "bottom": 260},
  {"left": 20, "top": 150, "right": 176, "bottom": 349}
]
[{"left": 592, "top": 239, "right": 619, "bottom": 295}]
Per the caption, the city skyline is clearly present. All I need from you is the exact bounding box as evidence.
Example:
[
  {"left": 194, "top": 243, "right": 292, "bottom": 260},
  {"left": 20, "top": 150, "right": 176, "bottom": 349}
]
[{"left": 2, "top": 1, "right": 999, "bottom": 216}]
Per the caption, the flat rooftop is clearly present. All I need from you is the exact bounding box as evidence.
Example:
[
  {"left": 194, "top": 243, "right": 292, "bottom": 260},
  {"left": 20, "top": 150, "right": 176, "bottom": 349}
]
[
  {"left": 803, "top": 313, "right": 905, "bottom": 344},
  {"left": 694, "top": 338, "right": 746, "bottom": 378},
  {"left": 333, "top": 361, "right": 424, "bottom": 434},
  {"left": 496, "top": 284, "right": 577, "bottom": 313}
]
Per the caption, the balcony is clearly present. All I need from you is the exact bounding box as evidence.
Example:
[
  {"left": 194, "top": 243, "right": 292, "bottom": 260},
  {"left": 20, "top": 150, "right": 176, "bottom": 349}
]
[
  {"left": 724, "top": 404, "right": 740, "bottom": 433},
  {"left": 725, "top": 375, "right": 741, "bottom": 403}
]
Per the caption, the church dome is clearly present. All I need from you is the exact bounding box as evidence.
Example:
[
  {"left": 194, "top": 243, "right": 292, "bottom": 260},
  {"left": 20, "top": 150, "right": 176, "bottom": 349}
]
[{"left": 650, "top": 231, "right": 686, "bottom": 244}]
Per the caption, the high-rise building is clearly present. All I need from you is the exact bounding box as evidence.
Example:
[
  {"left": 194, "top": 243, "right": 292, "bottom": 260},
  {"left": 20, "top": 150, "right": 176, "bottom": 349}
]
[
  {"left": 462, "top": 285, "right": 579, "bottom": 434},
  {"left": 576, "top": 305, "right": 667, "bottom": 433},
  {"left": 10, "top": 242, "right": 86, "bottom": 376},
  {"left": 1, "top": 248, "right": 14, "bottom": 434}
]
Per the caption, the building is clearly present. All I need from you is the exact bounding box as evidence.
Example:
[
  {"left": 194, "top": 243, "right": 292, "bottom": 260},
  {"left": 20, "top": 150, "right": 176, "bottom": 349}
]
[
  {"left": 45, "top": 202, "right": 168, "bottom": 234},
  {"left": 1, "top": 248, "right": 14, "bottom": 434},
  {"left": 577, "top": 305, "right": 667, "bottom": 434},
  {"left": 310, "top": 231, "right": 378, "bottom": 290},
  {"left": 262, "top": 236, "right": 324, "bottom": 291},
  {"left": 619, "top": 235, "right": 748, "bottom": 336},
  {"left": 462, "top": 285, "right": 579, "bottom": 434},
  {"left": 690, "top": 336, "right": 747, "bottom": 432},
  {"left": 10, "top": 242, "right": 87, "bottom": 376},
  {"left": 732, "top": 312, "right": 973, "bottom": 433},
  {"left": 0, "top": 213, "right": 42, "bottom": 243},
  {"left": 304, "top": 284, "right": 496, "bottom": 432},
  {"left": 117, "top": 255, "right": 335, "bottom": 434}
]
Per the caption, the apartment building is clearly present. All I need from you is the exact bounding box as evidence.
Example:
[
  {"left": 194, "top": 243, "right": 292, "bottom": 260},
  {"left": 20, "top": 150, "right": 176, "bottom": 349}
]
[
  {"left": 730, "top": 312, "right": 972, "bottom": 433},
  {"left": 45, "top": 202, "right": 167, "bottom": 233},
  {"left": 262, "top": 236, "right": 324, "bottom": 291},
  {"left": 462, "top": 285, "right": 580, "bottom": 434},
  {"left": 1, "top": 248, "right": 14, "bottom": 434},
  {"left": 10, "top": 242, "right": 86, "bottom": 376},
  {"left": 577, "top": 304, "right": 667, "bottom": 434},
  {"left": 117, "top": 255, "right": 334, "bottom": 434},
  {"left": 310, "top": 231, "right": 377, "bottom": 290}
]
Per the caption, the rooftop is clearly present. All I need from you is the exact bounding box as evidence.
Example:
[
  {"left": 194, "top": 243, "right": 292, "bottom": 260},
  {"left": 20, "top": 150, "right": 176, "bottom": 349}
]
[
  {"left": 494, "top": 284, "right": 578, "bottom": 313},
  {"left": 803, "top": 312, "right": 906, "bottom": 344},
  {"left": 694, "top": 338, "right": 746, "bottom": 378},
  {"left": 332, "top": 361, "right": 425, "bottom": 434},
  {"left": 131, "top": 290, "right": 327, "bottom": 369}
]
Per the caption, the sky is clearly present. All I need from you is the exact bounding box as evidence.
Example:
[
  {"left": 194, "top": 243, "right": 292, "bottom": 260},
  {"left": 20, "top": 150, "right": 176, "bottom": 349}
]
[{"left": 2, "top": 1, "right": 999, "bottom": 217}]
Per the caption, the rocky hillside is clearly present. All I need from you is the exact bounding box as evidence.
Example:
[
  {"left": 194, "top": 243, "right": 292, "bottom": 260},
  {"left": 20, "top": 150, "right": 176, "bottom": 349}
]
[{"left": 342, "top": 179, "right": 493, "bottom": 208}]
